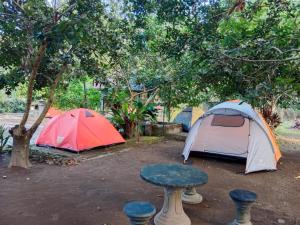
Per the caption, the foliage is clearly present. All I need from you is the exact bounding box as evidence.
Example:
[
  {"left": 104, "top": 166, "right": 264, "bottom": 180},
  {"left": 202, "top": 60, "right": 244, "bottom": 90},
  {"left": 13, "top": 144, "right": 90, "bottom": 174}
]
[
  {"left": 261, "top": 106, "right": 281, "bottom": 129},
  {"left": 126, "top": 0, "right": 300, "bottom": 112},
  {"left": 0, "top": 98, "right": 26, "bottom": 113},
  {"left": 54, "top": 77, "right": 100, "bottom": 110},
  {"left": 0, "top": 0, "right": 126, "bottom": 168},
  {"left": 13, "top": 82, "right": 49, "bottom": 101},
  {"left": 131, "top": 50, "right": 215, "bottom": 119},
  {"left": 0, "top": 0, "right": 299, "bottom": 152},
  {"left": 0, "top": 0, "right": 113, "bottom": 90},
  {"left": 91, "top": 5, "right": 218, "bottom": 119},
  {"left": 105, "top": 88, "right": 158, "bottom": 138},
  {"left": 215, "top": 0, "right": 300, "bottom": 110},
  {"left": 0, "top": 125, "right": 10, "bottom": 153},
  {"left": 115, "top": 1, "right": 223, "bottom": 115},
  {"left": 0, "top": 0, "right": 120, "bottom": 126}
]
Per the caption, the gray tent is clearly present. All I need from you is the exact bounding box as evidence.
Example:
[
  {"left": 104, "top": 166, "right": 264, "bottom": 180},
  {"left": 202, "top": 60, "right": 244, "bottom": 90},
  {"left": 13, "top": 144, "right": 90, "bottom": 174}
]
[{"left": 182, "top": 101, "right": 281, "bottom": 173}]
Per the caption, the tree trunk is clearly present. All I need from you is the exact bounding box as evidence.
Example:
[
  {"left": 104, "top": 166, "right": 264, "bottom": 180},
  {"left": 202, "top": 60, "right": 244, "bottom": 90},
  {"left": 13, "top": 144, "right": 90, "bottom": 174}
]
[
  {"left": 9, "top": 129, "right": 31, "bottom": 168},
  {"left": 135, "top": 121, "right": 140, "bottom": 143},
  {"left": 124, "top": 120, "right": 135, "bottom": 139}
]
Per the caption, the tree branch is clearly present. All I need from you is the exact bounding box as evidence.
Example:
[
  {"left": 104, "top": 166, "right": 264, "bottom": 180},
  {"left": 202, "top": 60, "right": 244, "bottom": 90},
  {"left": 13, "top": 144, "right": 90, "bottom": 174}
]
[
  {"left": 124, "top": 75, "right": 133, "bottom": 96},
  {"left": 28, "top": 64, "right": 68, "bottom": 136},
  {"left": 283, "top": 48, "right": 300, "bottom": 54},
  {"left": 56, "top": 3, "right": 76, "bottom": 22},
  {"left": 145, "top": 88, "right": 159, "bottom": 106},
  {"left": 19, "top": 42, "right": 48, "bottom": 129},
  {"left": 221, "top": 52, "right": 300, "bottom": 62},
  {"left": 41, "top": 74, "right": 54, "bottom": 83},
  {"left": 12, "top": 0, "right": 26, "bottom": 14},
  {"left": 130, "top": 87, "right": 159, "bottom": 100},
  {"left": 270, "top": 47, "right": 300, "bottom": 54},
  {"left": 270, "top": 46, "right": 283, "bottom": 54},
  {"left": 0, "top": 12, "right": 21, "bottom": 17}
]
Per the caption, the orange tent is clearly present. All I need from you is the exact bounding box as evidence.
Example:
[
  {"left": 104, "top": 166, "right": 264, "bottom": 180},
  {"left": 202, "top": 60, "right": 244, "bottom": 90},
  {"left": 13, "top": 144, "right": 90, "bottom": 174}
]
[
  {"left": 36, "top": 108, "right": 125, "bottom": 152},
  {"left": 46, "top": 107, "right": 64, "bottom": 118}
]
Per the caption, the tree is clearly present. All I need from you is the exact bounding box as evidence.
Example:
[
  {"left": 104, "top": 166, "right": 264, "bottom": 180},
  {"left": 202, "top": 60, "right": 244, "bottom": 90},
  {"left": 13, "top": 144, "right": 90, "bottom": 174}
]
[
  {"left": 126, "top": 0, "right": 300, "bottom": 115},
  {"left": 215, "top": 0, "right": 300, "bottom": 110},
  {"left": 124, "top": 0, "right": 227, "bottom": 110},
  {"left": 0, "top": 0, "right": 115, "bottom": 168},
  {"left": 54, "top": 76, "right": 100, "bottom": 110}
]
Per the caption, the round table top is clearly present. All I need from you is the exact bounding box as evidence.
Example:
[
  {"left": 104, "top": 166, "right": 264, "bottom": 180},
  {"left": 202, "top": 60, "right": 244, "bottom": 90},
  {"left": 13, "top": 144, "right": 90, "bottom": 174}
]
[
  {"left": 229, "top": 189, "right": 257, "bottom": 202},
  {"left": 123, "top": 201, "right": 156, "bottom": 218},
  {"left": 140, "top": 163, "right": 208, "bottom": 188}
]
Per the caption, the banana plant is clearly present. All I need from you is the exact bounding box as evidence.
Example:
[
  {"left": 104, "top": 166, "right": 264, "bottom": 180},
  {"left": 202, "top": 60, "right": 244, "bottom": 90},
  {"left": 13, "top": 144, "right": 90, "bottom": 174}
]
[{"left": 106, "top": 89, "right": 158, "bottom": 138}]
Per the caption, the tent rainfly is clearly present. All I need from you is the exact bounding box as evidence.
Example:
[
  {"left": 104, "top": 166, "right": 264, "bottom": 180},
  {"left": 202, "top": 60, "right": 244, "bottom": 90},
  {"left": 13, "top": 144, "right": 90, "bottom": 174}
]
[
  {"left": 45, "top": 107, "right": 64, "bottom": 118},
  {"left": 36, "top": 108, "right": 125, "bottom": 152},
  {"left": 182, "top": 100, "right": 281, "bottom": 173},
  {"left": 172, "top": 107, "right": 205, "bottom": 132}
]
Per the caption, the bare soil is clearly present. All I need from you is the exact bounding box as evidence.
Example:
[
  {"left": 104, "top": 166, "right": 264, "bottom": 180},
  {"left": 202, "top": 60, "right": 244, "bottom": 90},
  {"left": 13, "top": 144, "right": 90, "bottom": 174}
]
[{"left": 0, "top": 140, "right": 299, "bottom": 225}]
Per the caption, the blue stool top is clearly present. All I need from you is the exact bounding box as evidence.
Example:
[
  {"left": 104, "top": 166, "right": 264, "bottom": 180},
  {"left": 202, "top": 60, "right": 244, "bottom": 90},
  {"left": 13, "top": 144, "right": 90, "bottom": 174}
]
[
  {"left": 230, "top": 189, "right": 257, "bottom": 202},
  {"left": 140, "top": 163, "right": 208, "bottom": 188},
  {"left": 123, "top": 201, "right": 156, "bottom": 218}
]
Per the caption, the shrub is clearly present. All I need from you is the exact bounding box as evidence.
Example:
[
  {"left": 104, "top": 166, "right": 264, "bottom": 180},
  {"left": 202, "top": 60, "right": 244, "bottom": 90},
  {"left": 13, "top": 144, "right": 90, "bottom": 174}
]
[
  {"left": 0, "top": 125, "right": 10, "bottom": 153},
  {"left": 261, "top": 107, "right": 281, "bottom": 130},
  {"left": 54, "top": 78, "right": 100, "bottom": 110},
  {"left": 0, "top": 98, "right": 26, "bottom": 113},
  {"left": 106, "top": 89, "right": 158, "bottom": 138}
]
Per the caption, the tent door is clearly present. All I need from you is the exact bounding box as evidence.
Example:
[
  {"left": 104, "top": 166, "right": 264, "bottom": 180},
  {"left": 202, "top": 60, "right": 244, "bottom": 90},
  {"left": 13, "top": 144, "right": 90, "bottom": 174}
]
[{"left": 201, "top": 115, "right": 250, "bottom": 157}]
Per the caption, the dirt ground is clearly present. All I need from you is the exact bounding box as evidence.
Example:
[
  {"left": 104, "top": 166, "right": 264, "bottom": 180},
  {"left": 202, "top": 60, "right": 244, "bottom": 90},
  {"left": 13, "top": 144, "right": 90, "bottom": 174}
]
[{"left": 0, "top": 139, "right": 299, "bottom": 225}]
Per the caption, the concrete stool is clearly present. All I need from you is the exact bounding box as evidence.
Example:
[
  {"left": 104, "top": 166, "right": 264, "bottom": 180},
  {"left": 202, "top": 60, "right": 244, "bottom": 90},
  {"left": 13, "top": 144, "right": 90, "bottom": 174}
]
[
  {"left": 123, "top": 201, "right": 156, "bottom": 225},
  {"left": 228, "top": 189, "right": 257, "bottom": 225}
]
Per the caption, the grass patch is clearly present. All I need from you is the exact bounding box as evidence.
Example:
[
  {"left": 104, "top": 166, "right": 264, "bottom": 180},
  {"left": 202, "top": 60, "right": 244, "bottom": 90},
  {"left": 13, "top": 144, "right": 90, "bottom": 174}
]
[
  {"left": 276, "top": 121, "right": 300, "bottom": 152},
  {"left": 73, "top": 136, "right": 165, "bottom": 160},
  {"left": 278, "top": 137, "right": 300, "bottom": 152},
  {"left": 126, "top": 136, "right": 164, "bottom": 145},
  {"left": 275, "top": 121, "right": 300, "bottom": 139}
]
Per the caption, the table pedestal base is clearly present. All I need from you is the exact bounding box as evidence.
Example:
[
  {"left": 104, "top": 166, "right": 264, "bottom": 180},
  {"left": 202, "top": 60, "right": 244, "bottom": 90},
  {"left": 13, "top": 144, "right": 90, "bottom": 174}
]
[
  {"left": 228, "top": 196, "right": 255, "bottom": 225},
  {"left": 182, "top": 187, "right": 203, "bottom": 204},
  {"left": 154, "top": 187, "right": 191, "bottom": 225}
]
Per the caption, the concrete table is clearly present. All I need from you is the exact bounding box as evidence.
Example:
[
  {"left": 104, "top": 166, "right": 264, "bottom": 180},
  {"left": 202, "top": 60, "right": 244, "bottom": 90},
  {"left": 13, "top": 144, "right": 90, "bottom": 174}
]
[{"left": 140, "top": 163, "right": 208, "bottom": 225}]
